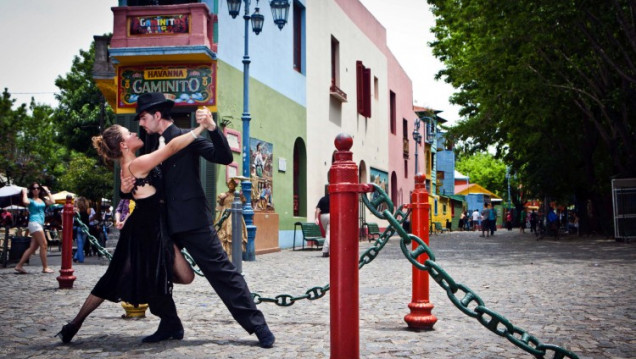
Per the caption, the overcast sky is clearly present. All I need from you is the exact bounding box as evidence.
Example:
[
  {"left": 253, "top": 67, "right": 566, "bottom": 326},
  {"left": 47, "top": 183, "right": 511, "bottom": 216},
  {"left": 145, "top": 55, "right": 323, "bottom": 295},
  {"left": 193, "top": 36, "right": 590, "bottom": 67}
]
[{"left": 0, "top": 0, "right": 460, "bottom": 125}]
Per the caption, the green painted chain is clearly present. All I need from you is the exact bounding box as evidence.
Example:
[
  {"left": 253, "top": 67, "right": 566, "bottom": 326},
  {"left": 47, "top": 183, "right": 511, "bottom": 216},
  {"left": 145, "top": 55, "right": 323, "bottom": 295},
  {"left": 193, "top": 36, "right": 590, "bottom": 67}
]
[
  {"left": 374, "top": 183, "right": 579, "bottom": 359},
  {"left": 253, "top": 183, "right": 579, "bottom": 359},
  {"left": 74, "top": 215, "right": 113, "bottom": 260},
  {"left": 249, "top": 188, "right": 411, "bottom": 306}
]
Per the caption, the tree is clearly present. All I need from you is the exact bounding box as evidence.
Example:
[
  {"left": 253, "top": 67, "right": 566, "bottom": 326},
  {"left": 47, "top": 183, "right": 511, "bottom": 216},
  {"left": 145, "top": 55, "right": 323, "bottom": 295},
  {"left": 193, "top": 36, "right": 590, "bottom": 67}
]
[
  {"left": 52, "top": 37, "right": 115, "bottom": 205},
  {"left": 455, "top": 153, "right": 507, "bottom": 198},
  {"left": 0, "top": 89, "right": 66, "bottom": 187},
  {"left": 53, "top": 40, "right": 115, "bottom": 157},
  {"left": 428, "top": 0, "right": 636, "bottom": 235},
  {"left": 57, "top": 152, "right": 113, "bottom": 206}
]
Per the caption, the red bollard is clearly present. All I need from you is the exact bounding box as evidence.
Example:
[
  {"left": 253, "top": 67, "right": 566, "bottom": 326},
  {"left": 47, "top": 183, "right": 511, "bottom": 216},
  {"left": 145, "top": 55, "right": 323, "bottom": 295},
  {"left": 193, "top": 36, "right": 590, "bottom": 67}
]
[
  {"left": 57, "top": 195, "right": 76, "bottom": 289},
  {"left": 329, "top": 133, "right": 360, "bottom": 359},
  {"left": 404, "top": 173, "right": 437, "bottom": 329}
]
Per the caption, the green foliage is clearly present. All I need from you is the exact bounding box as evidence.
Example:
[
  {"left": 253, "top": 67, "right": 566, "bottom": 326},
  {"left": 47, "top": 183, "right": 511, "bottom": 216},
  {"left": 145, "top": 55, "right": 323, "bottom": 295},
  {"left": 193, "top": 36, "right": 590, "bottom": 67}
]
[
  {"left": 53, "top": 41, "right": 114, "bottom": 156},
  {"left": 57, "top": 152, "right": 113, "bottom": 204},
  {"left": 0, "top": 89, "right": 67, "bottom": 187},
  {"left": 429, "top": 0, "right": 636, "bottom": 233},
  {"left": 455, "top": 153, "right": 507, "bottom": 197}
]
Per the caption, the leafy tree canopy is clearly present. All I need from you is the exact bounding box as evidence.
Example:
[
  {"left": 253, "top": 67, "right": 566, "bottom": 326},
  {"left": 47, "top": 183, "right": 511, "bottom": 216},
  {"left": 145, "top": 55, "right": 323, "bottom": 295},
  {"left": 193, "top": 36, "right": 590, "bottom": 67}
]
[
  {"left": 428, "top": 0, "right": 636, "bottom": 234},
  {"left": 455, "top": 152, "right": 507, "bottom": 199},
  {"left": 0, "top": 89, "right": 67, "bottom": 187}
]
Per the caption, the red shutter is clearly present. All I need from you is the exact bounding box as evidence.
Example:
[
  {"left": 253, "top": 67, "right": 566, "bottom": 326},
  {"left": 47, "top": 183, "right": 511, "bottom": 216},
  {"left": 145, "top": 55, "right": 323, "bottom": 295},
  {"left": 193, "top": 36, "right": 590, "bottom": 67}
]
[
  {"left": 356, "top": 61, "right": 364, "bottom": 115},
  {"left": 363, "top": 67, "right": 371, "bottom": 117}
]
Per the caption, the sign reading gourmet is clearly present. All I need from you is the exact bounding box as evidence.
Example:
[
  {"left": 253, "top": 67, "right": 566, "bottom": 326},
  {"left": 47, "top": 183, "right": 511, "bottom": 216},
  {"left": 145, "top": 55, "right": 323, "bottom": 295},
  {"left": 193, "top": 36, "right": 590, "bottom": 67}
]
[
  {"left": 118, "top": 63, "right": 217, "bottom": 108},
  {"left": 129, "top": 14, "right": 189, "bottom": 35}
]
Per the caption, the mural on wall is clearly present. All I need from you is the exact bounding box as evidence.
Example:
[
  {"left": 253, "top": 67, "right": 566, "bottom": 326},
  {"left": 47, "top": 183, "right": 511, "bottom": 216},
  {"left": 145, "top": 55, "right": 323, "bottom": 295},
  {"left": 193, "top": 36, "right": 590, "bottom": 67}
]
[
  {"left": 250, "top": 138, "right": 274, "bottom": 211},
  {"left": 370, "top": 167, "right": 389, "bottom": 212}
]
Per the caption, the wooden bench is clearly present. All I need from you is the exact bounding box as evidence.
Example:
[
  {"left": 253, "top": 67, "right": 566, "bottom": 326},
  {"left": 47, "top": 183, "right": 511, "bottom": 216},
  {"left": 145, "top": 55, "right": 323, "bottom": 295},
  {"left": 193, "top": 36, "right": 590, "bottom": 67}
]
[
  {"left": 293, "top": 222, "right": 326, "bottom": 251},
  {"left": 363, "top": 222, "right": 381, "bottom": 242},
  {"left": 433, "top": 221, "right": 450, "bottom": 234}
]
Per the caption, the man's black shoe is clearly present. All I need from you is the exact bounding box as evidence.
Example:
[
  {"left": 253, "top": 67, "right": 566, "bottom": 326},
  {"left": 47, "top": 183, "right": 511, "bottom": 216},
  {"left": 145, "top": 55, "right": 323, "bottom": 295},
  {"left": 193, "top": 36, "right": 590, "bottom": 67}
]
[
  {"left": 254, "top": 324, "right": 275, "bottom": 348},
  {"left": 142, "top": 326, "right": 184, "bottom": 343}
]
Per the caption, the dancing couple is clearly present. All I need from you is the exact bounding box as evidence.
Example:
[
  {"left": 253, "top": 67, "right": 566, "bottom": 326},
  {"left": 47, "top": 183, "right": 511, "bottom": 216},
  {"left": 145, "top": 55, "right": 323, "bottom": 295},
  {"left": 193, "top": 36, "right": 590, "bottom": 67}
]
[{"left": 57, "top": 93, "right": 275, "bottom": 348}]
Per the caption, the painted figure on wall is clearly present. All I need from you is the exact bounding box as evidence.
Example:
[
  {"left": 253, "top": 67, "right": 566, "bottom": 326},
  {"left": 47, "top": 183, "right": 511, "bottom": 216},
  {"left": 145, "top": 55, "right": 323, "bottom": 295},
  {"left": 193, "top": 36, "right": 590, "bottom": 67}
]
[
  {"left": 370, "top": 167, "right": 389, "bottom": 212},
  {"left": 249, "top": 139, "right": 274, "bottom": 211}
]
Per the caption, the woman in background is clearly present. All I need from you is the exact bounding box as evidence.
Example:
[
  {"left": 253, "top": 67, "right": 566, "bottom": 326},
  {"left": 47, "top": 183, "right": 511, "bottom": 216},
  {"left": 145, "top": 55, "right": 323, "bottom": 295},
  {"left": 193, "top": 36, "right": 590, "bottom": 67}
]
[{"left": 14, "top": 182, "right": 55, "bottom": 274}]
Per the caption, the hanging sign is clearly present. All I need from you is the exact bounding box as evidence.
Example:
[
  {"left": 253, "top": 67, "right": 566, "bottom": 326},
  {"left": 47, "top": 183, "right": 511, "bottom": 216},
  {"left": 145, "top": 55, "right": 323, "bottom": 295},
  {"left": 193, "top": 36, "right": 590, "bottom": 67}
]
[
  {"left": 129, "top": 14, "right": 189, "bottom": 35},
  {"left": 118, "top": 63, "right": 217, "bottom": 109}
]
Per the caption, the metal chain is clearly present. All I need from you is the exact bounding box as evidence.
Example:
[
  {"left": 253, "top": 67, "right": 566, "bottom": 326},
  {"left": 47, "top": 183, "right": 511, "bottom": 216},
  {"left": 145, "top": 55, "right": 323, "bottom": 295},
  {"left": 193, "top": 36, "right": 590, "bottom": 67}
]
[
  {"left": 74, "top": 215, "right": 113, "bottom": 260},
  {"left": 253, "top": 184, "right": 578, "bottom": 358},
  {"left": 368, "top": 185, "right": 579, "bottom": 359},
  {"left": 250, "top": 186, "right": 411, "bottom": 304}
]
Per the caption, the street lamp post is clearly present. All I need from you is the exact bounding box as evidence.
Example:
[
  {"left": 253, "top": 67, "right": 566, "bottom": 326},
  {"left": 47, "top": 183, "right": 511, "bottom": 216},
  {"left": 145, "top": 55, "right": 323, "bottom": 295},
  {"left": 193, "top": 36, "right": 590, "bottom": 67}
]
[
  {"left": 412, "top": 118, "right": 422, "bottom": 175},
  {"left": 226, "top": 0, "right": 290, "bottom": 261}
]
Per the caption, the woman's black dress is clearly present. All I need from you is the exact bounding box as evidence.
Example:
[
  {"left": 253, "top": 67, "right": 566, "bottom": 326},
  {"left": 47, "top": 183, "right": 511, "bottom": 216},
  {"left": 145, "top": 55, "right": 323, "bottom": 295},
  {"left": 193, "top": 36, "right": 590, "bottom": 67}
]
[{"left": 91, "top": 168, "right": 174, "bottom": 305}]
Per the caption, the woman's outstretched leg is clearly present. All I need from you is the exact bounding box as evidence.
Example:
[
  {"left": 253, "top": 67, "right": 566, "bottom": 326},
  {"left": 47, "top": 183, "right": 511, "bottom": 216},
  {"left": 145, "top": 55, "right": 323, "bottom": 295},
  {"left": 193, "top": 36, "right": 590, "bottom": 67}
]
[
  {"left": 172, "top": 244, "right": 194, "bottom": 284},
  {"left": 57, "top": 294, "right": 104, "bottom": 343}
]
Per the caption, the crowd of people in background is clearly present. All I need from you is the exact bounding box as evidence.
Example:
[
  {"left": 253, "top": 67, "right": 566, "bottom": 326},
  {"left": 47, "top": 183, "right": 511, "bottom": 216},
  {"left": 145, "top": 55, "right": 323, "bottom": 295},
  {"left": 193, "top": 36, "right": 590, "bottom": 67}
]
[{"left": 454, "top": 203, "right": 581, "bottom": 238}]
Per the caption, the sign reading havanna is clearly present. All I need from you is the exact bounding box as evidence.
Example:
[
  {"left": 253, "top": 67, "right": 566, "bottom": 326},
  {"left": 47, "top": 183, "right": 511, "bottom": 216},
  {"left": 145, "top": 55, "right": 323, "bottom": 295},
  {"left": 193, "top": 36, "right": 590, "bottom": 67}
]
[{"left": 118, "top": 63, "right": 217, "bottom": 108}]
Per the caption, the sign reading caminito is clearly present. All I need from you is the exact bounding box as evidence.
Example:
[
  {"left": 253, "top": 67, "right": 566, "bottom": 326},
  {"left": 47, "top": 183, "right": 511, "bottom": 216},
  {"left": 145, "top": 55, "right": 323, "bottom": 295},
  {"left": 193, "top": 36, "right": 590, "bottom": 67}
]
[{"left": 118, "top": 63, "right": 217, "bottom": 109}]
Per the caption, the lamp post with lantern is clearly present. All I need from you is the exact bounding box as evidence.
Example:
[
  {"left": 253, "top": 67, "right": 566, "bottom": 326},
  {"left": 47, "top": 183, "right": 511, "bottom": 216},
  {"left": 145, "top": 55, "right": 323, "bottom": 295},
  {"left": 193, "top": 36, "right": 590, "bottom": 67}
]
[
  {"left": 412, "top": 118, "right": 422, "bottom": 175},
  {"left": 225, "top": 0, "right": 290, "bottom": 261}
]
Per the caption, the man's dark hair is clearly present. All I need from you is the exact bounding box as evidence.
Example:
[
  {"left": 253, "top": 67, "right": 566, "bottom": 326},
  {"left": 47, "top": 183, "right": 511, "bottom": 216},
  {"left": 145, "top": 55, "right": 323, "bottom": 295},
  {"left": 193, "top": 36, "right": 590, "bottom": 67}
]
[{"left": 148, "top": 105, "right": 173, "bottom": 121}]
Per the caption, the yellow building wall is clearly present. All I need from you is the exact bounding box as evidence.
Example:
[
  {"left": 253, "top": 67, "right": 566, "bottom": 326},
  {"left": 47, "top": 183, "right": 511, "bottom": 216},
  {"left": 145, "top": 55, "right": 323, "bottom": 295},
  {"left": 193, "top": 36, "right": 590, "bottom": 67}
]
[{"left": 429, "top": 196, "right": 453, "bottom": 227}]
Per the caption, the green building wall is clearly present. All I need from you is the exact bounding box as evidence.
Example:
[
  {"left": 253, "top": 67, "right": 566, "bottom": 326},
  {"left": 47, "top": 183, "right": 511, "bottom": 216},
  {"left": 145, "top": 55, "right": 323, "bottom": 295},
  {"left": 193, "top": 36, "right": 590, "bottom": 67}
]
[{"left": 216, "top": 60, "right": 307, "bottom": 235}]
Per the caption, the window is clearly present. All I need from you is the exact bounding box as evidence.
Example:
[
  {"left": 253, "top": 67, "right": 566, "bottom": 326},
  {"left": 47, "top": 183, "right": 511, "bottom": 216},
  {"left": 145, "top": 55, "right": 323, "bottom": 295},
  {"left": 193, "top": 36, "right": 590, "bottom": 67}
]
[
  {"left": 293, "top": 1, "right": 305, "bottom": 73},
  {"left": 404, "top": 160, "right": 408, "bottom": 178},
  {"left": 356, "top": 61, "right": 371, "bottom": 117},
  {"left": 331, "top": 36, "right": 340, "bottom": 86},
  {"left": 330, "top": 36, "right": 347, "bottom": 102},
  {"left": 402, "top": 118, "right": 409, "bottom": 159},
  {"left": 389, "top": 91, "right": 396, "bottom": 134}
]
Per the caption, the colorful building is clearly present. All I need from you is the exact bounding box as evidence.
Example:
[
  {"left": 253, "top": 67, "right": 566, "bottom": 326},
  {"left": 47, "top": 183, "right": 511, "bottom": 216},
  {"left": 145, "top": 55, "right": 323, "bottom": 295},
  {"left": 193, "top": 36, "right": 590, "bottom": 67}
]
[{"left": 94, "top": 0, "right": 447, "bottom": 250}]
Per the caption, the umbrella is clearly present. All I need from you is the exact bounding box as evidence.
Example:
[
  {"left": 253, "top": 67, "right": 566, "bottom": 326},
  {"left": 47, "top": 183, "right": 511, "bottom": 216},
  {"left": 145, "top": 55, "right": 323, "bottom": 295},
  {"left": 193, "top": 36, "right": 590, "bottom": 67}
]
[
  {"left": 0, "top": 184, "right": 25, "bottom": 208},
  {"left": 52, "top": 191, "right": 76, "bottom": 204},
  {"left": 0, "top": 184, "right": 24, "bottom": 197},
  {"left": 3, "top": 205, "right": 25, "bottom": 210}
]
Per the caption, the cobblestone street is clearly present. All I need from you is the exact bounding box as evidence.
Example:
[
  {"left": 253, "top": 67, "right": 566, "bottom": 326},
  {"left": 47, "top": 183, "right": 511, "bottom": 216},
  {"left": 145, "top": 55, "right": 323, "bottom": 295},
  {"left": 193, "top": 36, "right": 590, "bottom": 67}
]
[{"left": 0, "top": 229, "right": 634, "bottom": 358}]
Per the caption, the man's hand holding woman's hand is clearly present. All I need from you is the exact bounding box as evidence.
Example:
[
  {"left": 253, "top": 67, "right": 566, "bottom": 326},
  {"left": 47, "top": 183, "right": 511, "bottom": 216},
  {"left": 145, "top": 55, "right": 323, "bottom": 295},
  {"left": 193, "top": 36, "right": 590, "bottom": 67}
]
[{"left": 196, "top": 108, "right": 216, "bottom": 131}]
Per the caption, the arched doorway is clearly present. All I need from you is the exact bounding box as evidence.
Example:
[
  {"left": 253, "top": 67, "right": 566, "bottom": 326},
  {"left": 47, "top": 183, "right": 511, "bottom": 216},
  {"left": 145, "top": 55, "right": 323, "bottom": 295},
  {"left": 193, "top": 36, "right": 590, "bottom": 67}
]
[{"left": 293, "top": 138, "right": 307, "bottom": 217}]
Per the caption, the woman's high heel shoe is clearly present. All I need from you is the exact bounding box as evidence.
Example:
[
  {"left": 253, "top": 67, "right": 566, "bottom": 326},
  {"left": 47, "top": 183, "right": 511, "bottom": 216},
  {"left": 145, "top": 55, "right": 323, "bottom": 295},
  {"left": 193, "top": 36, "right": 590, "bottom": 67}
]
[{"left": 56, "top": 322, "right": 80, "bottom": 343}]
